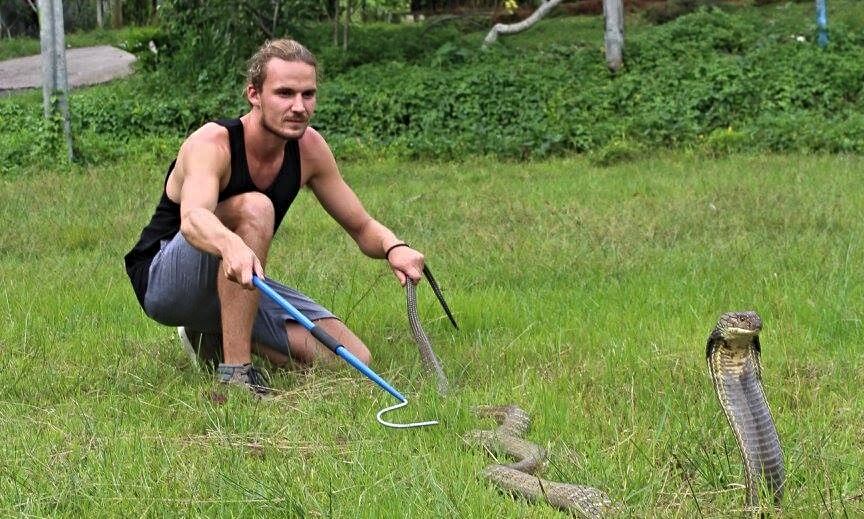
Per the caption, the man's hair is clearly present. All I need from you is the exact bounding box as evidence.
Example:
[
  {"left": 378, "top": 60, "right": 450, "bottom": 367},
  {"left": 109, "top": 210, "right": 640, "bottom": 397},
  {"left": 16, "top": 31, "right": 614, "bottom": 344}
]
[{"left": 246, "top": 39, "right": 318, "bottom": 91}]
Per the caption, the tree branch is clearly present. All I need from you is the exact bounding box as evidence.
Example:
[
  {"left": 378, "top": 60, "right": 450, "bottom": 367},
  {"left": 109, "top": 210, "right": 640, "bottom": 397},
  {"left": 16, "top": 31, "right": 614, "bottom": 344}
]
[{"left": 482, "top": 0, "right": 563, "bottom": 48}]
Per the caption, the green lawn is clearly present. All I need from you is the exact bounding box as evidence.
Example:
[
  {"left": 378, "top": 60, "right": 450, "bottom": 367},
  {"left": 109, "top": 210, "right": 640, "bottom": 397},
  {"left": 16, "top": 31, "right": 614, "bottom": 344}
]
[{"left": 0, "top": 150, "right": 861, "bottom": 516}]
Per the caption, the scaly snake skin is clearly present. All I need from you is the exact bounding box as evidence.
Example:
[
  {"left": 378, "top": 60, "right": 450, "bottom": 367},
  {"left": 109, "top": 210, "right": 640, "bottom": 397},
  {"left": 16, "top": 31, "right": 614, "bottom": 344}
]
[
  {"left": 465, "top": 405, "right": 614, "bottom": 518},
  {"left": 405, "top": 281, "right": 613, "bottom": 518},
  {"left": 706, "top": 311, "right": 785, "bottom": 509},
  {"left": 404, "top": 279, "right": 785, "bottom": 513},
  {"left": 405, "top": 279, "right": 450, "bottom": 395}
]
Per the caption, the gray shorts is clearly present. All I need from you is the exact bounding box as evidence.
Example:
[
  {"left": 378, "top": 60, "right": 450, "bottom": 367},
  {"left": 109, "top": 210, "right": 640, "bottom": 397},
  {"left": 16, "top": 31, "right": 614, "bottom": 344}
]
[{"left": 143, "top": 233, "right": 336, "bottom": 356}]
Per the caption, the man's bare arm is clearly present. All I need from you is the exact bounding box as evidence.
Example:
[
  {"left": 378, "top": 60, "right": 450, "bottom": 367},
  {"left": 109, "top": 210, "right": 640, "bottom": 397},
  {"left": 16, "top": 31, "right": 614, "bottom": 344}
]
[
  {"left": 175, "top": 126, "right": 263, "bottom": 288},
  {"left": 302, "top": 129, "right": 424, "bottom": 284}
]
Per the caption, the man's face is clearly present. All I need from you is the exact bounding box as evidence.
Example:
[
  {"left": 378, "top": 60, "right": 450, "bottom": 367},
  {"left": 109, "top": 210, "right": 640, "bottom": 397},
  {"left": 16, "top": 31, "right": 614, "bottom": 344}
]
[{"left": 248, "top": 59, "right": 317, "bottom": 140}]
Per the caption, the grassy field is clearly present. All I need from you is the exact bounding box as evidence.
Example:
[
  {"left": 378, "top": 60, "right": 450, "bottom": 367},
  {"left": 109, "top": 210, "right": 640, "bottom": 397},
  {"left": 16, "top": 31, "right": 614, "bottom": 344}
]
[{"left": 0, "top": 149, "right": 862, "bottom": 517}]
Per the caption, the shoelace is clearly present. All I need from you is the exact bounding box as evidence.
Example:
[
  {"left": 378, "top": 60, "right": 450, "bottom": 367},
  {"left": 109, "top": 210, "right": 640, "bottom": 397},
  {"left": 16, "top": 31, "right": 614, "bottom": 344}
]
[{"left": 245, "top": 365, "right": 272, "bottom": 391}]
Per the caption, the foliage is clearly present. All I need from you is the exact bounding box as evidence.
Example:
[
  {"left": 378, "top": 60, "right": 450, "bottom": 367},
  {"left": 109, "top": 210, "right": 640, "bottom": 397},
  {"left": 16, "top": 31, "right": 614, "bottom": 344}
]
[
  {"left": 0, "top": 0, "right": 157, "bottom": 37},
  {"left": 588, "top": 137, "right": 644, "bottom": 166},
  {"left": 156, "top": 0, "right": 463, "bottom": 86},
  {"left": 0, "top": 36, "right": 41, "bottom": 61},
  {"left": 701, "top": 126, "right": 749, "bottom": 156},
  {"left": 4, "top": 3, "right": 864, "bottom": 172},
  {"left": 311, "top": 23, "right": 464, "bottom": 77},
  {"left": 0, "top": 101, "right": 66, "bottom": 176},
  {"left": 642, "top": 0, "right": 721, "bottom": 25},
  {"left": 310, "top": 9, "right": 864, "bottom": 160},
  {"left": 0, "top": 0, "right": 39, "bottom": 37}
]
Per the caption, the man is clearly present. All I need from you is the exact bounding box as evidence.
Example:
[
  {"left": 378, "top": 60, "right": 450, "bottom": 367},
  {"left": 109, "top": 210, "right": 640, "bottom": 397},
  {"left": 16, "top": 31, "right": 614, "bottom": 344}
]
[{"left": 124, "top": 39, "right": 425, "bottom": 396}]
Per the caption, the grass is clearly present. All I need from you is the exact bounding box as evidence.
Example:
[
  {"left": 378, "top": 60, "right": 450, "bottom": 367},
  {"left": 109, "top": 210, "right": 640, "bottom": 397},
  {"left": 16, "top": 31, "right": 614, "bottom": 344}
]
[{"left": 0, "top": 149, "right": 862, "bottom": 516}]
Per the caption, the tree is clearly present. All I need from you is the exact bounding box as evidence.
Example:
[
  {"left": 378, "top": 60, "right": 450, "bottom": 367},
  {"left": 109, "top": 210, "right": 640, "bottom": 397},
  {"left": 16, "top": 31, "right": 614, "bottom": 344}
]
[
  {"left": 604, "top": 0, "right": 624, "bottom": 72},
  {"left": 109, "top": 0, "right": 123, "bottom": 28},
  {"left": 37, "top": 0, "right": 73, "bottom": 161},
  {"left": 482, "top": 0, "right": 625, "bottom": 72},
  {"left": 482, "top": 0, "right": 563, "bottom": 48}
]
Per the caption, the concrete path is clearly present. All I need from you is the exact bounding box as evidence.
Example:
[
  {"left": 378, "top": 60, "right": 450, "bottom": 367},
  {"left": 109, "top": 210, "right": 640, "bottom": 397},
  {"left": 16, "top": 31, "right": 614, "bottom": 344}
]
[{"left": 0, "top": 45, "right": 136, "bottom": 93}]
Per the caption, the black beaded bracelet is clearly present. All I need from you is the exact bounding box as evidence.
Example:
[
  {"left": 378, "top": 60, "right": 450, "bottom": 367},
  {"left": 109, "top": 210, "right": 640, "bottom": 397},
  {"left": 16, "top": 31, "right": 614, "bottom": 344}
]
[{"left": 385, "top": 242, "right": 410, "bottom": 261}]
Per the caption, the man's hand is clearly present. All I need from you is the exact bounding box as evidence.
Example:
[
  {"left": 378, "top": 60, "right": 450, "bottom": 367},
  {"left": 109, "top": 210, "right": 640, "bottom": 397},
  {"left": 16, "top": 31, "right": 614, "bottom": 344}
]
[
  {"left": 387, "top": 244, "right": 424, "bottom": 286},
  {"left": 220, "top": 235, "right": 264, "bottom": 290}
]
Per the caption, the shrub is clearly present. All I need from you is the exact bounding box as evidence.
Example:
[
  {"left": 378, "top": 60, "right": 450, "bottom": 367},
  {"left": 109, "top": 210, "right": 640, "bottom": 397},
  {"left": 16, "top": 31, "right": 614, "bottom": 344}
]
[
  {"left": 589, "top": 138, "right": 645, "bottom": 166},
  {"left": 4, "top": 5, "right": 864, "bottom": 174},
  {"left": 702, "top": 126, "right": 749, "bottom": 155}
]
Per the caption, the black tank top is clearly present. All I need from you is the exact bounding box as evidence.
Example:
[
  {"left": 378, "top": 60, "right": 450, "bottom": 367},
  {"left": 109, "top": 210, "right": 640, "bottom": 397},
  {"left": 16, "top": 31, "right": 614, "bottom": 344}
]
[{"left": 123, "top": 118, "right": 302, "bottom": 308}]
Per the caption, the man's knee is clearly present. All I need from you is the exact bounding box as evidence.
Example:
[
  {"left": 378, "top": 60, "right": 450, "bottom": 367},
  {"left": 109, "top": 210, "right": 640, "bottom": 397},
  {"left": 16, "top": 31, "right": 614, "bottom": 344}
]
[
  {"left": 286, "top": 319, "right": 372, "bottom": 367},
  {"left": 317, "top": 319, "right": 371, "bottom": 366},
  {"left": 317, "top": 343, "right": 371, "bottom": 367},
  {"left": 348, "top": 344, "right": 372, "bottom": 366},
  {"left": 215, "top": 192, "right": 275, "bottom": 238}
]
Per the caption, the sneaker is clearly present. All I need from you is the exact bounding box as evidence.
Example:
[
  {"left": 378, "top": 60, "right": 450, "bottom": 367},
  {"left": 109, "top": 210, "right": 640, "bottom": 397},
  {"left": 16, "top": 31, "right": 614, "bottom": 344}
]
[
  {"left": 178, "top": 327, "right": 222, "bottom": 371},
  {"left": 216, "top": 363, "right": 273, "bottom": 398}
]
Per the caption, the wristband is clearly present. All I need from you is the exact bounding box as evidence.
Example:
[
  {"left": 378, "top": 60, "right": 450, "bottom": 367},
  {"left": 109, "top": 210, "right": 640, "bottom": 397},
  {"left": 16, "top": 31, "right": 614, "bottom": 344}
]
[{"left": 385, "top": 242, "right": 410, "bottom": 261}]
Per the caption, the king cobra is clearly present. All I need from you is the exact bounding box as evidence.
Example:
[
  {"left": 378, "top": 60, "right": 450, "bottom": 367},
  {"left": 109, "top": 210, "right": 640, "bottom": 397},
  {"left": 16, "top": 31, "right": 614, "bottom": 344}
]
[
  {"left": 405, "top": 276, "right": 785, "bottom": 514},
  {"left": 706, "top": 311, "right": 785, "bottom": 508}
]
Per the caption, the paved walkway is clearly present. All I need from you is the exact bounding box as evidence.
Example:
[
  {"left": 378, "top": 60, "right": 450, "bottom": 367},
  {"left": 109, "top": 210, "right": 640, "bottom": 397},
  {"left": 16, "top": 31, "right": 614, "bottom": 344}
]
[{"left": 0, "top": 45, "right": 136, "bottom": 93}]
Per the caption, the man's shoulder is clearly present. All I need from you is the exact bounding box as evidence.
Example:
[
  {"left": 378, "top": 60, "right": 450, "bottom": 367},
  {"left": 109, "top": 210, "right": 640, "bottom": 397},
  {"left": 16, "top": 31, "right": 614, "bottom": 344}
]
[
  {"left": 187, "top": 122, "right": 231, "bottom": 146},
  {"left": 299, "top": 126, "right": 326, "bottom": 148},
  {"left": 299, "top": 126, "right": 334, "bottom": 169},
  {"left": 298, "top": 127, "right": 338, "bottom": 184},
  {"left": 178, "top": 122, "right": 232, "bottom": 159},
  {"left": 172, "top": 123, "right": 232, "bottom": 183}
]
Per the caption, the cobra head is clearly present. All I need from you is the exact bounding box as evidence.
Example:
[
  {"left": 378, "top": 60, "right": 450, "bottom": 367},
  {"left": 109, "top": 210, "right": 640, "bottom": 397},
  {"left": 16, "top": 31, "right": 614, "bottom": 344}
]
[
  {"left": 714, "top": 311, "right": 762, "bottom": 340},
  {"left": 707, "top": 311, "right": 763, "bottom": 358}
]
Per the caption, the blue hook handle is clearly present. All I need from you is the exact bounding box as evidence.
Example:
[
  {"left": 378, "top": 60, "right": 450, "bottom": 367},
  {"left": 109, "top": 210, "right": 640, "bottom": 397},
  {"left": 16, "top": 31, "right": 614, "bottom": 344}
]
[{"left": 252, "top": 275, "right": 406, "bottom": 402}]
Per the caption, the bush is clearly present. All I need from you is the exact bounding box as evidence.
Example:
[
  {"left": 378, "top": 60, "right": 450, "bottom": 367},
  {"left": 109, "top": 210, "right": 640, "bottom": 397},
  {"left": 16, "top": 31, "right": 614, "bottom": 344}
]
[
  {"left": 0, "top": 101, "right": 67, "bottom": 175},
  {"left": 702, "top": 126, "right": 749, "bottom": 155},
  {"left": 589, "top": 138, "right": 645, "bottom": 166},
  {"left": 4, "top": 5, "right": 864, "bottom": 174},
  {"left": 643, "top": 0, "right": 720, "bottom": 25}
]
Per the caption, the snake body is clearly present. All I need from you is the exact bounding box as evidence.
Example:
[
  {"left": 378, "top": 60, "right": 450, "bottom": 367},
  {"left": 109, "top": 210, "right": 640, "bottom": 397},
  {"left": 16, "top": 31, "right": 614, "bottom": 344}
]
[
  {"left": 405, "top": 280, "right": 450, "bottom": 395},
  {"left": 466, "top": 405, "right": 614, "bottom": 519},
  {"left": 706, "top": 311, "right": 785, "bottom": 508},
  {"left": 404, "top": 279, "right": 785, "bottom": 514},
  {"left": 405, "top": 282, "right": 612, "bottom": 518}
]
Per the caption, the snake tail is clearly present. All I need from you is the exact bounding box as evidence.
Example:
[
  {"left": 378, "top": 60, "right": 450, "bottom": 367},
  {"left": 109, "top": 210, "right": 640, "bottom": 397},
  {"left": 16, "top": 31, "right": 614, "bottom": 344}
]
[
  {"left": 406, "top": 280, "right": 451, "bottom": 395},
  {"left": 469, "top": 405, "right": 613, "bottom": 518},
  {"left": 482, "top": 465, "right": 612, "bottom": 519}
]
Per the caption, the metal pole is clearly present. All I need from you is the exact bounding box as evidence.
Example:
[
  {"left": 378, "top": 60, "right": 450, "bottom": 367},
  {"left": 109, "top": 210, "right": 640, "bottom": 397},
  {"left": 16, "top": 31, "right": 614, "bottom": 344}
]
[
  {"left": 603, "top": 0, "right": 624, "bottom": 72},
  {"left": 38, "top": 0, "right": 55, "bottom": 119},
  {"left": 816, "top": 0, "right": 828, "bottom": 48},
  {"left": 37, "top": 0, "right": 73, "bottom": 161},
  {"left": 96, "top": 0, "right": 104, "bottom": 28},
  {"left": 252, "top": 276, "right": 406, "bottom": 401}
]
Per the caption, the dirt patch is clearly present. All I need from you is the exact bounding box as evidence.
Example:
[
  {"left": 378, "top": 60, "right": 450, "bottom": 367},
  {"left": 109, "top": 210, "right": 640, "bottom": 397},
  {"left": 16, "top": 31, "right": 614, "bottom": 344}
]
[{"left": 0, "top": 45, "right": 136, "bottom": 94}]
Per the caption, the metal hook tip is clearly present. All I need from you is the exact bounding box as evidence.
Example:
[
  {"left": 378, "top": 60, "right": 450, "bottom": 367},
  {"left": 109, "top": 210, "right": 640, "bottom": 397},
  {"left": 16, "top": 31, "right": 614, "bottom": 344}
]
[{"left": 376, "top": 399, "right": 439, "bottom": 429}]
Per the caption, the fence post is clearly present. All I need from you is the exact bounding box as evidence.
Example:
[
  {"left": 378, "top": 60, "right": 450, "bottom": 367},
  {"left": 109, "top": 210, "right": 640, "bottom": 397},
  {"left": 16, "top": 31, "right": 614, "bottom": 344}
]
[
  {"left": 815, "top": 0, "right": 828, "bottom": 48},
  {"left": 603, "top": 0, "right": 624, "bottom": 72},
  {"left": 37, "top": 0, "right": 74, "bottom": 162}
]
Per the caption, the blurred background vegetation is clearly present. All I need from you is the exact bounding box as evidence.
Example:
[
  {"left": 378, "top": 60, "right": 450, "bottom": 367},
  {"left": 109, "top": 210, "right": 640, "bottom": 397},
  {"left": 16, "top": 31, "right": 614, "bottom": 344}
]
[{"left": 2, "top": 0, "right": 863, "bottom": 175}]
